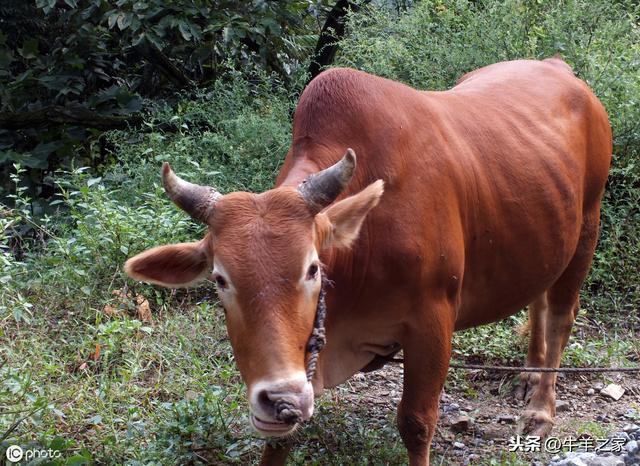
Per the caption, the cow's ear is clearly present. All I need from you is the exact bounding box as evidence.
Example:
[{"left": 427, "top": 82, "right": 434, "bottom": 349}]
[
  {"left": 317, "top": 180, "right": 384, "bottom": 249},
  {"left": 124, "top": 240, "right": 212, "bottom": 288}
]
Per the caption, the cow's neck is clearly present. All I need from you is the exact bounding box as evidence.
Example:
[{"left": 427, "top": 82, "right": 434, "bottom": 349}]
[{"left": 275, "top": 148, "right": 380, "bottom": 390}]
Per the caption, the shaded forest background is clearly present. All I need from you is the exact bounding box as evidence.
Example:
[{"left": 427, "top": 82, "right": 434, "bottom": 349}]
[{"left": 1, "top": 1, "right": 639, "bottom": 464}]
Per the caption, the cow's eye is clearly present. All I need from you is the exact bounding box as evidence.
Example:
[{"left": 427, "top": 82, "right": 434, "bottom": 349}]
[
  {"left": 306, "top": 263, "right": 319, "bottom": 281},
  {"left": 214, "top": 274, "right": 228, "bottom": 289}
]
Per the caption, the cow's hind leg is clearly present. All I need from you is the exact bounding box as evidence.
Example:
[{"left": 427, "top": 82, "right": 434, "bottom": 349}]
[
  {"left": 398, "top": 299, "right": 455, "bottom": 466},
  {"left": 518, "top": 210, "right": 600, "bottom": 437},
  {"left": 515, "top": 293, "right": 548, "bottom": 401}
]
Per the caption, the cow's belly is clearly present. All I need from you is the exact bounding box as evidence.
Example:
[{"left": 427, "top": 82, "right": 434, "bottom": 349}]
[{"left": 454, "top": 200, "right": 584, "bottom": 329}]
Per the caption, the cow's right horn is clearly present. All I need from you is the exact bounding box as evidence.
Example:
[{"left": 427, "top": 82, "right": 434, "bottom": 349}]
[
  {"left": 298, "top": 148, "right": 357, "bottom": 214},
  {"left": 162, "top": 162, "right": 221, "bottom": 223}
]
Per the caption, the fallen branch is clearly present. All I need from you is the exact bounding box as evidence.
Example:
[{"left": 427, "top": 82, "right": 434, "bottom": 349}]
[{"left": 134, "top": 38, "right": 194, "bottom": 89}]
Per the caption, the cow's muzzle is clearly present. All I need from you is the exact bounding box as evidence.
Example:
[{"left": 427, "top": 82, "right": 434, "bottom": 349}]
[{"left": 249, "top": 373, "right": 314, "bottom": 436}]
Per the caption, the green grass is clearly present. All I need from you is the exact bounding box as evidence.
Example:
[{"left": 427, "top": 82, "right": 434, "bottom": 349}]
[{"left": 2, "top": 297, "right": 637, "bottom": 464}]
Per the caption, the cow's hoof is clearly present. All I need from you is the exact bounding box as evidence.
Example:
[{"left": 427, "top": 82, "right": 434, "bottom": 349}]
[
  {"left": 517, "top": 409, "right": 554, "bottom": 437},
  {"left": 514, "top": 372, "right": 540, "bottom": 402}
]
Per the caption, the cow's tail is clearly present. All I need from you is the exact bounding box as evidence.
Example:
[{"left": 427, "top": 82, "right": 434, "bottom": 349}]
[{"left": 516, "top": 317, "right": 530, "bottom": 337}]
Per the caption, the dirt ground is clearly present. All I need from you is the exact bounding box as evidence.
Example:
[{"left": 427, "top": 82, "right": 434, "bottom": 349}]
[{"left": 334, "top": 362, "right": 640, "bottom": 465}]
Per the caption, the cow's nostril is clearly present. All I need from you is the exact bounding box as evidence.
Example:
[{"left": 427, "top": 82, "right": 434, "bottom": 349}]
[{"left": 257, "top": 389, "right": 272, "bottom": 410}]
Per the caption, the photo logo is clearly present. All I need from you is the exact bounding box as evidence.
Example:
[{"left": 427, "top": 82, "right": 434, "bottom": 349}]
[{"left": 6, "top": 445, "right": 23, "bottom": 463}]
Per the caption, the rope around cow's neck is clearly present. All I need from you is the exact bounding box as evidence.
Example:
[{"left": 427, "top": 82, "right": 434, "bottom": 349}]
[{"left": 305, "top": 271, "right": 329, "bottom": 382}]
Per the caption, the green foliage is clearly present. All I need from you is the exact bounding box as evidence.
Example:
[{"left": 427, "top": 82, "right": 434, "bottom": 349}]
[
  {"left": 131, "top": 386, "right": 261, "bottom": 464},
  {"left": 0, "top": 0, "right": 326, "bottom": 184},
  {"left": 336, "top": 0, "right": 640, "bottom": 322},
  {"left": 1, "top": 73, "right": 292, "bottom": 321}
]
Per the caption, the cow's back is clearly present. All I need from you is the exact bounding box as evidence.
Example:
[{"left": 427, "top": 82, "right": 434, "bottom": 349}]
[{"left": 279, "top": 61, "right": 611, "bottom": 386}]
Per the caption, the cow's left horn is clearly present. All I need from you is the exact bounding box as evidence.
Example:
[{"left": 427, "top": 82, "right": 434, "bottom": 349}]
[
  {"left": 298, "top": 148, "right": 356, "bottom": 213},
  {"left": 162, "top": 162, "right": 221, "bottom": 223}
]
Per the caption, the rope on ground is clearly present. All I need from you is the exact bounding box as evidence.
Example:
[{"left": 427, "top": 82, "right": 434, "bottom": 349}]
[
  {"left": 382, "top": 357, "right": 640, "bottom": 373},
  {"left": 449, "top": 363, "right": 640, "bottom": 373}
]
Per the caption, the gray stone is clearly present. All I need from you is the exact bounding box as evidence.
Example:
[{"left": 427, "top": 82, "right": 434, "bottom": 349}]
[
  {"left": 464, "top": 454, "right": 479, "bottom": 465},
  {"left": 587, "top": 456, "right": 625, "bottom": 466},
  {"left": 554, "top": 452, "right": 597, "bottom": 466},
  {"left": 443, "top": 402, "right": 460, "bottom": 413},
  {"left": 450, "top": 415, "right": 472, "bottom": 433},
  {"left": 614, "top": 431, "right": 631, "bottom": 442},
  {"left": 556, "top": 399, "right": 571, "bottom": 412},
  {"left": 588, "top": 388, "right": 596, "bottom": 395},
  {"left": 497, "top": 413, "right": 517, "bottom": 424},
  {"left": 626, "top": 440, "right": 639, "bottom": 455},
  {"left": 585, "top": 456, "right": 625, "bottom": 466},
  {"left": 601, "top": 384, "right": 625, "bottom": 401},
  {"left": 560, "top": 457, "right": 589, "bottom": 466},
  {"left": 453, "top": 441, "right": 466, "bottom": 449},
  {"left": 623, "top": 424, "right": 640, "bottom": 433}
]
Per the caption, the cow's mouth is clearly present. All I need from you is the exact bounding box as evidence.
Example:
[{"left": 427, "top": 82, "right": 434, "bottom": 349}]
[{"left": 250, "top": 414, "right": 297, "bottom": 435}]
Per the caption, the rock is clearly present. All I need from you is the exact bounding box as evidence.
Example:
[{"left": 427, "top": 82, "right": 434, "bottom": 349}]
[
  {"left": 613, "top": 431, "right": 631, "bottom": 442},
  {"left": 497, "top": 413, "right": 517, "bottom": 424},
  {"left": 556, "top": 399, "right": 571, "bottom": 412},
  {"left": 550, "top": 452, "right": 626, "bottom": 466},
  {"left": 588, "top": 388, "right": 596, "bottom": 395},
  {"left": 464, "top": 454, "right": 479, "bottom": 465},
  {"left": 601, "top": 384, "right": 625, "bottom": 401},
  {"left": 560, "top": 457, "right": 589, "bottom": 466},
  {"left": 482, "top": 426, "right": 503, "bottom": 440},
  {"left": 453, "top": 441, "right": 466, "bottom": 449},
  {"left": 594, "top": 381, "right": 605, "bottom": 391},
  {"left": 586, "top": 456, "right": 624, "bottom": 466},
  {"left": 450, "top": 415, "right": 472, "bottom": 433},
  {"left": 622, "top": 424, "right": 640, "bottom": 433},
  {"left": 443, "top": 402, "right": 460, "bottom": 413},
  {"left": 626, "top": 440, "right": 639, "bottom": 455}
]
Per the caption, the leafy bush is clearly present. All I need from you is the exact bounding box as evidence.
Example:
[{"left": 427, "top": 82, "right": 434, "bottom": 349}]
[
  {"left": 2, "top": 72, "right": 292, "bottom": 318},
  {"left": 336, "top": 0, "right": 640, "bottom": 323},
  {"left": 0, "top": 0, "right": 326, "bottom": 189}
]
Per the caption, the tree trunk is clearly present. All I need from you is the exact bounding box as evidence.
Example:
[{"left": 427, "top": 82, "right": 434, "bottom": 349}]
[{"left": 308, "top": 0, "right": 371, "bottom": 82}]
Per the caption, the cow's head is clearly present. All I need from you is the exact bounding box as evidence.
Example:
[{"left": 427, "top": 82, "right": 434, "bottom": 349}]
[{"left": 124, "top": 149, "right": 383, "bottom": 436}]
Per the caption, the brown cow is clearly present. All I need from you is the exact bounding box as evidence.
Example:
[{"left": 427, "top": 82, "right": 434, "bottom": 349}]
[{"left": 125, "top": 58, "right": 611, "bottom": 465}]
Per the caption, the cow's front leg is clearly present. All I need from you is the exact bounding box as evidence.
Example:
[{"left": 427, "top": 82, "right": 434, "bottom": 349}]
[
  {"left": 258, "top": 439, "right": 293, "bottom": 466},
  {"left": 397, "top": 302, "right": 454, "bottom": 466}
]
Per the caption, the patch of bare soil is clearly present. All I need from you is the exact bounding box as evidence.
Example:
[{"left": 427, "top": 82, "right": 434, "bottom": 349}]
[{"left": 334, "top": 363, "right": 640, "bottom": 465}]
